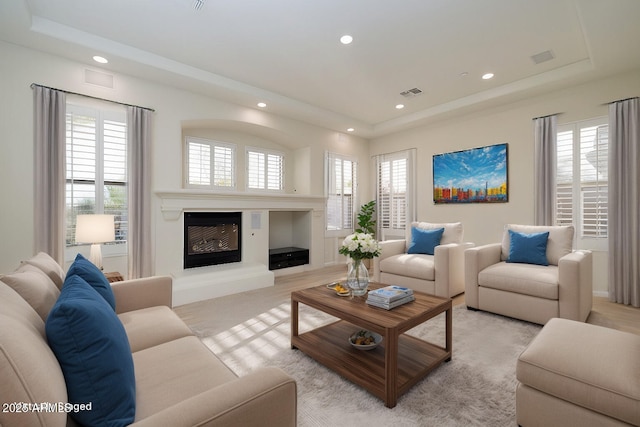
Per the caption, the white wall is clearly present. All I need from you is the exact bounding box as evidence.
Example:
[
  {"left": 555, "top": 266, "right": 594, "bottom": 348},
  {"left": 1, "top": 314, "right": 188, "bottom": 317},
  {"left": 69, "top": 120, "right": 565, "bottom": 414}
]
[
  {"left": 0, "top": 41, "right": 370, "bottom": 275},
  {"left": 369, "top": 70, "right": 640, "bottom": 294}
]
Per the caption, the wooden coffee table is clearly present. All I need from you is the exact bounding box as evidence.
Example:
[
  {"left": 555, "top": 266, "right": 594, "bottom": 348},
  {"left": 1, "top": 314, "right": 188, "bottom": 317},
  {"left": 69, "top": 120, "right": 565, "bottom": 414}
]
[{"left": 291, "top": 283, "right": 452, "bottom": 408}]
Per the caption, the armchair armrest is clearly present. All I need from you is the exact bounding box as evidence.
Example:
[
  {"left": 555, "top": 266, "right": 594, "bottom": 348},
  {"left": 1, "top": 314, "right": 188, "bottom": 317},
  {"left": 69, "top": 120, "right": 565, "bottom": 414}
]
[
  {"left": 372, "top": 239, "right": 406, "bottom": 282},
  {"left": 130, "top": 367, "right": 296, "bottom": 427},
  {"left": 464, "top": 243, "right": 502, "bottom": 308},
  {"left": 111, "top": 276, "right": 173, "bottom": 314},
  {"left": 558, "top": 250, "right": 593, "bottom": 322},
  {"left": 433, "top": 242, "right": 474, "bottom": 297}
]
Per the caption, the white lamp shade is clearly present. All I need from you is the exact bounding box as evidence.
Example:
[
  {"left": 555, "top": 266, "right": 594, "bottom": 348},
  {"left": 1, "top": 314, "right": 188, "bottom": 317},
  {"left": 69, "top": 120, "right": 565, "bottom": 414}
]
[{"left": 75, "top": 215, "right": 116, "bottom": 244}]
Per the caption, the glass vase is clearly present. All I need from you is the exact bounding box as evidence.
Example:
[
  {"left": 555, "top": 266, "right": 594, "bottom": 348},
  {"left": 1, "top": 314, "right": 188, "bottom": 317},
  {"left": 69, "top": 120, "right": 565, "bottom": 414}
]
[{"left": 346, "top": 258, "right": 369, "bottom": 296}]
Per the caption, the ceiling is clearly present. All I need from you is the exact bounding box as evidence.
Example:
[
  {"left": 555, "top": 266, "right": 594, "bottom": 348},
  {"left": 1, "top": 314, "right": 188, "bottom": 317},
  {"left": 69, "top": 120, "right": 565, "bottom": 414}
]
[{"left": 1, "top": 0, "right": 639, "bottom": 138}]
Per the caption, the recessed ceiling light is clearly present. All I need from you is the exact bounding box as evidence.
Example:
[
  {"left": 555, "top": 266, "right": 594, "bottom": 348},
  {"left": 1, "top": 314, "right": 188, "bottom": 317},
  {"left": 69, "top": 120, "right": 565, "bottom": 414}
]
[
  {"left": 482, "top": 73, "right": 494, "bottom": 80},
  {"left": 257, "top": 102, "right": 267, "bottom": 108},
  {"left": 93, "top": 55, "right": 108, "bottom": 64},
  {"left": 395, "top": 104, "right": 405, "bottom": 110},
  {"left": 340, "top": 35, "right": 353, "bottom": 45},
  {"left": 347, "top": 128, "right": 355, "bottom": 132}
]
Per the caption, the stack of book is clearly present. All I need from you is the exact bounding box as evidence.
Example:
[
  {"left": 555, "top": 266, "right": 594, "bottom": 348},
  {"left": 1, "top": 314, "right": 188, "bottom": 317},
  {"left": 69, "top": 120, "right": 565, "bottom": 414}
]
[{"left": 366, "top": 285, "right": 415, "bottom": 310}]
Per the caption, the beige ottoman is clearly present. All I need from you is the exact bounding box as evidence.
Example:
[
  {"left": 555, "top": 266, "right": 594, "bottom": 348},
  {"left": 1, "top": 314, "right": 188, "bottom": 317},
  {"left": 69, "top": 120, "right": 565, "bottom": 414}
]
[{"left": 516, "top": 318, "right": 640, "bottom": 427}]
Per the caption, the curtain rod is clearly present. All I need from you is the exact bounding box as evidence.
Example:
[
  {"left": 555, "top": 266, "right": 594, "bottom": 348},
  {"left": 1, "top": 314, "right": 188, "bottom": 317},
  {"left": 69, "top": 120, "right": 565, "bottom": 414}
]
[
  {"left": 30, "top": 83, "right": 155, "bottom": 112},
  {"left": 531, "top": 112, "right": 562, "bottom": 121},
  {"left": 604, "top": 96, "right": 639, "bottom": 105}
]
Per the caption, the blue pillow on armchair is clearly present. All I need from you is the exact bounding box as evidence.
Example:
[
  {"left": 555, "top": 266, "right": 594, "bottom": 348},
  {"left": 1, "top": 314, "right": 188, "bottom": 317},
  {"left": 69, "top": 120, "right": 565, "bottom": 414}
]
[
  {"left": 407, "top": 227, "right": 445, "bottom": 255},
  {"left": 507, "top": 230, "right": 550, "bottom": 266}
]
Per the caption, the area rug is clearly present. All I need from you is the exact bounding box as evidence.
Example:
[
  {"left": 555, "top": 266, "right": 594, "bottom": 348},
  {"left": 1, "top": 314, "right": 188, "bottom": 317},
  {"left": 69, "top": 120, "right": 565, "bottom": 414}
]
[{"left": 194, "top": 303, "right": 541, "bottom": 427}]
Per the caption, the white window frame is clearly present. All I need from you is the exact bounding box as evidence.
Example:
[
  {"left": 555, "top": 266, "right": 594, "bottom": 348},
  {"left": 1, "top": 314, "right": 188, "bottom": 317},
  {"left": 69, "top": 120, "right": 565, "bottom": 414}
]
[
  {"left": 374, "top": 149, "right": 416, "bottom": 241},
  {"left": 65, "top": 102, "right": 128, "bottom": 258},
  {"left": 184, "top": 136, "right": 236, "bottom": 190},
  {"left": 556, "top": 117, "right": 608, "bottom": 251},
  {"left": 246, "top": 147, "right": 284, "bottom": 192},
  {"left": 324, "top": 151, "right": 357, "bottom": 237}
]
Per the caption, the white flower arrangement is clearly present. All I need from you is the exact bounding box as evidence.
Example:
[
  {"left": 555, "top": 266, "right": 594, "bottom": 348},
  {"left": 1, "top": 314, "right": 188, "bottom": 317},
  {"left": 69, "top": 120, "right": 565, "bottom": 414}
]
[{"left": 338, "top": 232, "right": 381, "bottom": 261}]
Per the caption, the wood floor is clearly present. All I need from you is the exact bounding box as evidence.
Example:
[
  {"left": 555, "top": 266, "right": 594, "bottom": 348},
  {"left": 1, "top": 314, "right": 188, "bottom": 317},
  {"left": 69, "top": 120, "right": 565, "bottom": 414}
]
[{"left": 174, "top": 265, "right": 640, "bottom": 336}]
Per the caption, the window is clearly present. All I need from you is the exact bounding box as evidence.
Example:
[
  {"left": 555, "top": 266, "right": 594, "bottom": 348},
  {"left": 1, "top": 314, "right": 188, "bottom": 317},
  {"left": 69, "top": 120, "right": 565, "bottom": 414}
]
[
  {"left": 185, "top": 137, "right": 236, "bottom": 189},
  {"left": 374, "top": 149, "right": 416, "bottom": 240},
  {"left": 325, "top": 152, "right": 357, "bottom": 234},
  {"left": 66, "top": 104, "right": 127, "bottom": 247},
  {"left": 556, "top": 118, "right": 608, "bottom": 245},
  {"left": 246, "top": 147, "right": 284, "bottom": 191}
]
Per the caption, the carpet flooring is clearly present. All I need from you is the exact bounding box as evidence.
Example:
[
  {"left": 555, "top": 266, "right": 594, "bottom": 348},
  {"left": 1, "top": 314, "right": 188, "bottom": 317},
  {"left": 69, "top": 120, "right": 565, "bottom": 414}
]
[{"left": 192, "top": 303, "right": 541, "bottom": 427}]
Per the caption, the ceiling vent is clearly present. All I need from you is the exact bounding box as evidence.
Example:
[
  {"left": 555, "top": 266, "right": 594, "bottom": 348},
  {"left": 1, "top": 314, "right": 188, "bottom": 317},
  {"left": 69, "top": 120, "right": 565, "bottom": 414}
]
[
  {"left": 193, "top": 0, "right": 205, "bottom": 10},
  {"left": 531, "top": 50, "right": 555, "bottom": 65},
  {"left": 400, "top": 87, "right": 423, "bottom": 98}
]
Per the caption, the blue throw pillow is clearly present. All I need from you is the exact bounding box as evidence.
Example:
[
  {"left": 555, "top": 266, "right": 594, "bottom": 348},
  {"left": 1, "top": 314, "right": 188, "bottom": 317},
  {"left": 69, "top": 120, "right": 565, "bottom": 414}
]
[
  {"left": 66, "top": 253, "right": 116, "bottom": 310},
  {"left": 507, "top": 230, "right": 550, "bottom": 266},
  {"left": 407, "top": 227, "right": 445, "bottom": 255},
  {"left": 46, "top": 275, "right": 135, "bottom": 427}
]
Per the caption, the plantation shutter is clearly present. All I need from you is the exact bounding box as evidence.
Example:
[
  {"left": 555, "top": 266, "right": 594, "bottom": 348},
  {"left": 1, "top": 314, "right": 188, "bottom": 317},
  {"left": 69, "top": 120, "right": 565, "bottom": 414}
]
[
  {"left": 555, "top": 129, "right": 573, "bottom": 227},
  {"left": 187, "top": 140, "right": 211, "bottom": 186},
  {"left": 266, "top": 153, "right": 284, "bottom": 190},
  {"left": 374, "top": 149, "right": 416, "bottom": 240},
  {"left": 556, "top": 119, "right": 608, "bottom": 245},
  {"left": 186, "top": 137, "right": 235, "bottom": 189},
  {"left": 247, "top": 148, "right": 284, "bottom": 191},
  {"left": 66, "top": 105, "right": 127, "bottom": 245},
  {"left": 580, "top": 124, "right": 608, "bottom": 238},
  {"left": 213, "top": 144, "right": 234, "bottom": 187},
  {"left": 325, "top": 152, "right": 356, "bottom": 232}
]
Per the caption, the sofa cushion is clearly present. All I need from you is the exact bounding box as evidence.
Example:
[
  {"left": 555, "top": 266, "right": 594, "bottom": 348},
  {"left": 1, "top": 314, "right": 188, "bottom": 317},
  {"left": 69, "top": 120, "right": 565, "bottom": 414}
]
[
  {"left": 132, "top": 336, "right": 238, "bottom": 421},
  {"left": 478, "top": 262, "right": 559, "bottom": 300},
  {"left": 517, "top": 318, "right": 640, "bottom": 425},
  {"left": 380, "top": 253, "right": 435, "bottom": 281},
  {"left": 0, "top": 281, "right": 67, "bottom": 427},
  {"left": 22, "top": 251, "right": 66, "bottom": 289},
  {"left": 502, "top": 224, "right": 574, "bottom": 266},
  {"left": 119, "top": 306, "right": 195, "bottom": 353},
  {"left": 0, "top": 263, "right": 60, "bottom": 321},
  {"left": 409, "top": 221, "right": 463, "bottom": 246},
  {"left": 66, "top": 253, "right": 116, "bottom": 310},
  {"left": 46, "top": 275, "right": 135, "bottom": 427},
  {"left": 506, "top": 230, "right": 549, "bottom": 266},
  {"left": 407, "top": 227, "right": 444, "bottom": 255}
]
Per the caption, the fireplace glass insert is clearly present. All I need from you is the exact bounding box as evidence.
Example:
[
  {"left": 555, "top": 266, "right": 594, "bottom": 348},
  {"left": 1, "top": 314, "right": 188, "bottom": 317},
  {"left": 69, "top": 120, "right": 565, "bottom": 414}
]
[{"left": 184, "top": 211, "right": 241, "bottom": 268}]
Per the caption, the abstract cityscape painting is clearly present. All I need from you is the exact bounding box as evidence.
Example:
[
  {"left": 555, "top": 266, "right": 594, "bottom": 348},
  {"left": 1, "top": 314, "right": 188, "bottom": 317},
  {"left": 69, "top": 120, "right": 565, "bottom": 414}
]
[{"left": 433, "top": 143, "right": 508, "bottom": 204}]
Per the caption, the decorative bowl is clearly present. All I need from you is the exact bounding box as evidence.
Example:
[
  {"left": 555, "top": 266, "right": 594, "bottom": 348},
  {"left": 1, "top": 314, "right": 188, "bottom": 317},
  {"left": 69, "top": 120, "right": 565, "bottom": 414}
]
[{"left": 349, "top": 330, "right": 383, "bottom": 350}]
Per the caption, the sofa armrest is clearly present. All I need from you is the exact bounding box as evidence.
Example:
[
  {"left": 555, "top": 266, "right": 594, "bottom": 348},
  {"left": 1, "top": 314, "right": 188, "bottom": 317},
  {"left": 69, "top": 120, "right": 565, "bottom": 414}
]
[
  {"left": 372, "top": 239, "right": 406, "bottom": 282},
  {"left": 112, "top": 276, "right": 173, "bottom": 314},
  {"left": 129, "top": 367, "right": 296, "bottom": 427},
  {"left": 464, "top": 243, "right": 502, "bottom": 308},
  {"left": 558, "top": 250, "right": 593, "bottom": 322},
  {"left": 433, "top": 242, "right": 474, "bottom": 297}
]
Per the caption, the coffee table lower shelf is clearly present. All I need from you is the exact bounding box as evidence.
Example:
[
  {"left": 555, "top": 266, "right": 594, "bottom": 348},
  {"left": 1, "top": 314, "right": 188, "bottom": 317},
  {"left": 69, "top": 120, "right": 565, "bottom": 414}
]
[{"left": 291, "top": 319, "right": 450, "bottom": 406}]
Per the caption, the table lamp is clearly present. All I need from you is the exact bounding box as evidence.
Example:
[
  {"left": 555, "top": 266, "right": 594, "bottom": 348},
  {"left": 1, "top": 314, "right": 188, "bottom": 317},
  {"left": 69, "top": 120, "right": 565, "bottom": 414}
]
[{"left": 75, "top": 214, "right": 115, "bottom": 270}]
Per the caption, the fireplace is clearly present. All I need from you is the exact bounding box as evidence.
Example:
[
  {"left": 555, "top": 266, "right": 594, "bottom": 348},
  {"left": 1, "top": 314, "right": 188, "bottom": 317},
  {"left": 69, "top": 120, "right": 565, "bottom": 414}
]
[{"left": 184, "top": 212, "right": 242, "bottom": 269}]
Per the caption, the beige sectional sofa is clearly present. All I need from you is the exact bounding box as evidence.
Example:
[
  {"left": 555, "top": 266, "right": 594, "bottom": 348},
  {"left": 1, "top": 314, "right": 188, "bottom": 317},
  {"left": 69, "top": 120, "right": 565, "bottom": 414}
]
[{"left": 0, "top": 253, "right": 296, "bottom": 427}]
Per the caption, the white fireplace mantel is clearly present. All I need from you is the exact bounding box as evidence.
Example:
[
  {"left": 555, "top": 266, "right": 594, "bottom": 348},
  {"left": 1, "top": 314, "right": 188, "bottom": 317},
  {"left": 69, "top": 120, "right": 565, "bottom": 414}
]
[{"left": 156, "top": 190, "right": 326, "bottom": 220}]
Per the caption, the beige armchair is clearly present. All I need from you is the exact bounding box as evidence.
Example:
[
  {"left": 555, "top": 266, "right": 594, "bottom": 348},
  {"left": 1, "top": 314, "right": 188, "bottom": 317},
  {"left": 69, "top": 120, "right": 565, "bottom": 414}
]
[
  {"left": 372, "top": 221, "right": 473, "bottom": 298},
  {"left": 465, "top": 224, "right": 592, "bottom": 325}
]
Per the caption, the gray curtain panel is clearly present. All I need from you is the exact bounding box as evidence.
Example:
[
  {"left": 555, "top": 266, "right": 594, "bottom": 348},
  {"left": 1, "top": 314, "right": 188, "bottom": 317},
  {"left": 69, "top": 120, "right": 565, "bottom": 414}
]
[
  {"left": 127, "top": 106, "right": 153, "bottom": 279},
  {"left": 33, "top": 86, "right": 66, "bottom": 265},
  {"left": 608, "top": 97, "right": 640, "bottom": 307},
  {"left": 533, "top": 114, "right": 557, "bottom": 226}
]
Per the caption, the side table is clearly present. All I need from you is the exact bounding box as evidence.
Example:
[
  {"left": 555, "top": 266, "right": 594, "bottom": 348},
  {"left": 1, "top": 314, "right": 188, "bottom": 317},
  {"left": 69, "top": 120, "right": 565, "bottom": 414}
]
[{"left": 104, "top": 271, "right": 124, "bottom": 283}]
